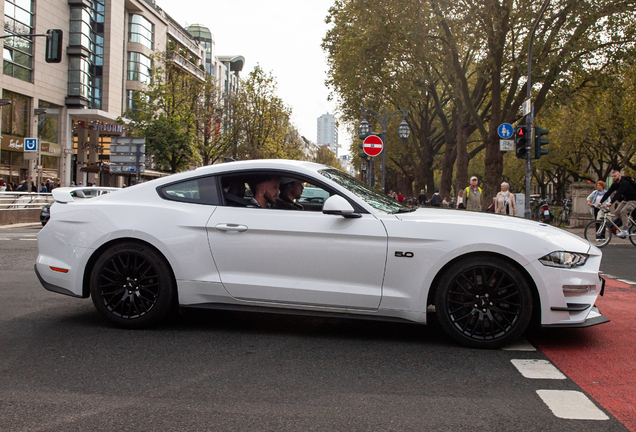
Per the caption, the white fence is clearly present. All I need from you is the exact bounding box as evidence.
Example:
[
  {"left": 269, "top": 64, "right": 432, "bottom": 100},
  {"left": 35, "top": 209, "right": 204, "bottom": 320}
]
[{"left": 0, "top": 192, "right": 54, "bottom": 211}]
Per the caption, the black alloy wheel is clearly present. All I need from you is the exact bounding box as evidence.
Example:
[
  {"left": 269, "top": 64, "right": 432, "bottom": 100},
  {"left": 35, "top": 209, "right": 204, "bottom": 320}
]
[
  {"left": 584, "top": 220, "right": 612, "bottom": 248},
  {"left": 90, "top": 242, "right": 175, "bottom": 328},
  {"left": 435, "top": 257, "right": 532, "bottom": 349}
]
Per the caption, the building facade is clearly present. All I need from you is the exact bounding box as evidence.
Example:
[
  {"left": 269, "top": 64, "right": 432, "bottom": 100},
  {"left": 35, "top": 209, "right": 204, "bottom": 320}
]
[
  {"left": 316, "top": 112, "right": 338, "bottom": 156},
  {"left": 1, "top": 0, "right": 235, "bottom": 188}
]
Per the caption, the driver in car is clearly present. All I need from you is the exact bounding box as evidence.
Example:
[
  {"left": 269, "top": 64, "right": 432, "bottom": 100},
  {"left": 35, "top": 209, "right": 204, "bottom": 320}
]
[
  {"left": 274, "top": 177, "right": 304, "bottom": 210},
  {"left": 249, "top": 176, "right": 280, "bottom": 209}
]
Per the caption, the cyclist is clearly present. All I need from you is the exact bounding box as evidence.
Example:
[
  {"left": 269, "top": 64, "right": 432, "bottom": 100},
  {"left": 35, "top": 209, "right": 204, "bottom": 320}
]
[
  {"left": 587, "top": 181, "right": 609, "bottom": 239},
  {"left": 601, "top": 169, "right": 636, "bottom": 238}
]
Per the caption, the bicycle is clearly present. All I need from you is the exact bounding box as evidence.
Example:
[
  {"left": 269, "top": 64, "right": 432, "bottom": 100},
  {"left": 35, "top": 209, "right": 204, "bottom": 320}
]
[
  {"left": 583, "top": 206, "right": 636, "bottom": 248},
  {"left": 553, "top": 198, "right": 571, "bottom": 227}
]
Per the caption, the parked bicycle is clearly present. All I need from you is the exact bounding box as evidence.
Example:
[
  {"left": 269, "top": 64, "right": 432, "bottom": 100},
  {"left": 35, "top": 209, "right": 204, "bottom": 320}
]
[
  {"left": 553, "top": 198, "right": 571, "bottom": 227},
  {"left": 583, "top": 206, "right": 636, "bottom": 248}
]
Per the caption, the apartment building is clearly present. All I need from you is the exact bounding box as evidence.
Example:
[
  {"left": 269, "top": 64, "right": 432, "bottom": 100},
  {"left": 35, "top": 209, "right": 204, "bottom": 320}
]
[
  {"left": 316, "top": 112, "right": 338, "bottom": 156},
  {"left": 0, "top": 0, "right": 215, "bottom": 187}
]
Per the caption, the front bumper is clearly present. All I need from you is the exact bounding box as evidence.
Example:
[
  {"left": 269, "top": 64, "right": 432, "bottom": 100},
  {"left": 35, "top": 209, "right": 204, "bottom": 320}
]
[{"left": 542, "top": 305, "right": 610, "bottom": 328}]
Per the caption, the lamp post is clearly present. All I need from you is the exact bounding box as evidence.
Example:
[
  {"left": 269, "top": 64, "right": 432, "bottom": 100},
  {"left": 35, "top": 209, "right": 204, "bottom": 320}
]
[
  {"left": 358, "top": 107, "right": 410, "bottom": 192},
  {"left": 34, "top": 108, "right": 47, "bottom": 194},
  {"left": 0, "top": 100, "right": 12, "bottom": 181}
]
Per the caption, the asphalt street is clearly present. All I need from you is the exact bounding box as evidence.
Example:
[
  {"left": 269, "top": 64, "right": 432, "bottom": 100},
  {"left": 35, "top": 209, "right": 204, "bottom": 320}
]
[{"left": 0, "top": 224, "right": 632, "bottom": 431}]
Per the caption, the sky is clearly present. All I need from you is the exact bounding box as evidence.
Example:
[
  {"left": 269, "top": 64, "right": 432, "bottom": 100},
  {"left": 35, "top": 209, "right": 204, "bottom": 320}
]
[{"left": 157, "top": 0, "right": 344, "bottom": 148}]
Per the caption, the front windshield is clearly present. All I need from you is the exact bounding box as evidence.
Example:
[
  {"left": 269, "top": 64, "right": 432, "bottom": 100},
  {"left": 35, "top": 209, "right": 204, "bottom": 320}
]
[{"left": 319, "top": 168, "right": 410, "bottom": 213}]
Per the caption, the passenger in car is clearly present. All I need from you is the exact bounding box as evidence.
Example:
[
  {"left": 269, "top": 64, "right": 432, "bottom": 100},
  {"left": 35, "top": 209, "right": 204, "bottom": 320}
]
[
  {"left": 248, "top": 176, "right": 280, "bottom": 209},
  {"left": 274, "top": 177, "right": 304, "bottom": 210}
]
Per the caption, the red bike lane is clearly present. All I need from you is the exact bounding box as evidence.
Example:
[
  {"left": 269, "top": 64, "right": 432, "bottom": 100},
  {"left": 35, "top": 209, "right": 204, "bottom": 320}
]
[{"left": 532, "top": 278, "right": 636, "bottom": 431}]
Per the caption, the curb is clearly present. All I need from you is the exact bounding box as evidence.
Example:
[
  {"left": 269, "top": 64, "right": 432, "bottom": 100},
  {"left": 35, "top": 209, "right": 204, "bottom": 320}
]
[{"left": 0, "top": 222, "right": 42, "bottom": 229}]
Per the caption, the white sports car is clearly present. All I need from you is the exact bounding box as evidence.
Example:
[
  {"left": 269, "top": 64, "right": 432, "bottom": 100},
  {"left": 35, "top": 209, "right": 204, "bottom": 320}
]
[{"left": 36, "top": 159, "right": 608, "bottom": 348}]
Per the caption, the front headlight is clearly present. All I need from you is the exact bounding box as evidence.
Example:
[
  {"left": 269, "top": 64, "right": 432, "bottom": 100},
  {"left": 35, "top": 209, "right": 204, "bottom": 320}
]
[{"left": 539, "top": 251, "right": 588, "bottom": 268}]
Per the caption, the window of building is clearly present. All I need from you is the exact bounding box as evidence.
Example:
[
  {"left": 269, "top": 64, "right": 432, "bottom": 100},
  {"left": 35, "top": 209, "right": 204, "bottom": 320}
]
[
  {"left": 68, "top": 56, "right": 92, "bottom": 99},
  {"left": 37, "top": 101, "right": 60, "bottom": 144},
  {"left": 1, "top": 89, "right": 29, "bottom": 137},
  {"left": 127, "top": 52, "right": 152, "bottom": 84},
  {"left": 3, "top": 0, "right": 34, "bottom": 82},
  {"left": 129, "top": 14, "right": 154, "bottom": 49},
  {"left": 69, "top": 7, "right": 94, "bottom": 51}
]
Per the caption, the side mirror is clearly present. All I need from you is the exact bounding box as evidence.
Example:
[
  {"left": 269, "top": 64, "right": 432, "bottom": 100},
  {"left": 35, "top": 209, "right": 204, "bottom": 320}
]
[{"left": 322, "top": 195, "right": 362, "bottom": 218}]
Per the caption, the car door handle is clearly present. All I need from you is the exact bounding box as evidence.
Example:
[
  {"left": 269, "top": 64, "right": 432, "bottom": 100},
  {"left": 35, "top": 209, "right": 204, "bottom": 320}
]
[{"left": 215, "top": 223, "right": 248, "bottom": 233}]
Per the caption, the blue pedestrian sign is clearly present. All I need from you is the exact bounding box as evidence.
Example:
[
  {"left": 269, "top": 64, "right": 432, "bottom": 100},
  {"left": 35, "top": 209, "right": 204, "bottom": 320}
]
[
  {"left": 498, "top": 123, "right": 514, "bottom": 139},
  {"left": 24, "top": 138, "right": 38, "bottom": 152}
]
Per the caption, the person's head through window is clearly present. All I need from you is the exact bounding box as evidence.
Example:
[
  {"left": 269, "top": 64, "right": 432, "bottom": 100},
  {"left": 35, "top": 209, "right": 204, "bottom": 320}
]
[
  {"left": 279, "top": 177, "right": 304, "bottom": 202},
  {"left": 251, "top": 175, "right": 280, "bottom": 208}
]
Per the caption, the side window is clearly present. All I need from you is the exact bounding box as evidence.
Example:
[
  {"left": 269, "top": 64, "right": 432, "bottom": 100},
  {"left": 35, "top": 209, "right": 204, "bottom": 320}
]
[
  {"left": 158, "top": 176, "right": 219, "bottom": 205},
  {"left": 295, "top": 182, "right": 331, "bottom": 212}
]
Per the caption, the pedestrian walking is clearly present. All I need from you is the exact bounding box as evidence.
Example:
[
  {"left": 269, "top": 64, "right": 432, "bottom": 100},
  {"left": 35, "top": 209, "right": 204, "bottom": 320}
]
[
  {"left": 463, "top": 176, "right": 482, "bottom": 212},
  {"left": 417, "top": 189, "right": 427, "bottom": 207},
  {"left": 494, "top": 182, "right": 517, "bottom": 216}
]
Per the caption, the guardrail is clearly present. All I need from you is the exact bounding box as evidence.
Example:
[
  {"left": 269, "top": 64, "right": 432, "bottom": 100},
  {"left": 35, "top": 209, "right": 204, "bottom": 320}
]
[{"left": 0, "top": 192, "right": 54, "bottom": 210}]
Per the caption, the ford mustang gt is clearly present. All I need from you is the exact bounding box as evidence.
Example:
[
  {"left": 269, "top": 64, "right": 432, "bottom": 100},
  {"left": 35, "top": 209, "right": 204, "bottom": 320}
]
[{"left": 35, "top": 159, "right": 608, "bottom": 348}]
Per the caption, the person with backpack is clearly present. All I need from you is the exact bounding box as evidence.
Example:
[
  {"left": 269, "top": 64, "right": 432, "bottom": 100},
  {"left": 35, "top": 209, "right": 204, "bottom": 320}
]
[
  {"left": 600, "top": 169, "right": 636, "bottom": 238},
  {"left": 430, "top": 190, "right": 442, "bottom": 207},
  {"left": 463, "top": 176, "right": 482, "bottom": 212}
]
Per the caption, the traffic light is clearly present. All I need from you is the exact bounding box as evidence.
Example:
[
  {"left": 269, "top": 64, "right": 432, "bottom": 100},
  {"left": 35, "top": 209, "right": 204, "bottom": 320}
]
[
  {"left": 515, "top": 125, "right": 529, "bottom": 159},
  {"left": 45, "top": 29, "right": 63, "bottom": 63},
  {"left": 534, "top": 126, "right": 549, "bottom": 159}
]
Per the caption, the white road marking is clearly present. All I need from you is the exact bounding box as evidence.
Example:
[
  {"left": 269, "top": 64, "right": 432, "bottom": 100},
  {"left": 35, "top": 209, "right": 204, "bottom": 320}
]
[
  {"left": 536, "top": 390, "right": 609, "bottom": 420},
  {"left": 0, "top": 238, "right": 10, "bottom": 241},
  {"left": 616, "top": 279, "right": 636, "bottom": 285},
  {"left": 19, "top": 239, "right": 37, "bottom": 241},
  {"left": 510, "top": 359, "right": 566, "bottom": 379},
  {"left": 501, "top": 337, "right": 536, "bottom": 351}
]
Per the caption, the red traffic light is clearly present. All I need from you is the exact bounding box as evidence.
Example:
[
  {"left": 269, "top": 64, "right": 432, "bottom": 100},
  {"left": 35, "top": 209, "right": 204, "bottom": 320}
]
[{"left": 518, "top": 128, "right": 524, "bottom": 136}]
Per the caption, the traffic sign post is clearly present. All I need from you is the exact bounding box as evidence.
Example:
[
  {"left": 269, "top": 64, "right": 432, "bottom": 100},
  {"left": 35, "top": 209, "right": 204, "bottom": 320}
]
[
  {"left": 363, "top": 135, "right": 384, "bottom": 157},
  {"left": 110, "top": 137, "right": 146, "bottom": 183}
]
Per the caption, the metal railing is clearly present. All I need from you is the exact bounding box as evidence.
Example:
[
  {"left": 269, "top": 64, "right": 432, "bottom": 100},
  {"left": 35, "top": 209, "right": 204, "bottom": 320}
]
[{"left": 0, "top": 192, "right": 54, "bottom": 210}]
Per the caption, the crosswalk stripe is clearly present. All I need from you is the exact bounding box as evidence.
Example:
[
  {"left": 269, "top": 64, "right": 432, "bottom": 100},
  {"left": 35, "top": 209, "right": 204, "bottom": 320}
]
[
  {"left": 501, "top": 337, "right": 536, "bottom": 351},
  {"left": 511, "top": 359, "right": 566, "bottom": 379},
  {"left": 536, "top": 390, "right": 609, "bottom": 420}
]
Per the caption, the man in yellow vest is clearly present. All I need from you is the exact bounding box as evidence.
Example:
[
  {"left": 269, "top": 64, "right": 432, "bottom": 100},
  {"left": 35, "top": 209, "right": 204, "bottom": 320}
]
[{"left": 464, "top": 176, "right": 482, "bottom": 212}]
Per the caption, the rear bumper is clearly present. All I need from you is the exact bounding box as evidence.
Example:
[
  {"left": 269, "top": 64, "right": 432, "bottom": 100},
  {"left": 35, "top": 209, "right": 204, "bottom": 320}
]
[{"left": 34, "top": 264, "right": 83, "bottom": 298}]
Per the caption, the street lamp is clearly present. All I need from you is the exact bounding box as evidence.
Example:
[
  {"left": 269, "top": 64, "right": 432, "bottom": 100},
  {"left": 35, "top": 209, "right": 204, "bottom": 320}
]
[
  {"left": 397, "top": 119, "right": 410, "bottom": 141},
  {"left": 34, "top": 108, "right": 47, "bottom": 194},
  {"left": 357, "top": 107, "right": 409, "bottom": 193},
  {"left": 0, "top": 100, "right": 11, "bottom": 181},
  {"left": 358, "top": 118, "right": 372, "bottom": 140}
]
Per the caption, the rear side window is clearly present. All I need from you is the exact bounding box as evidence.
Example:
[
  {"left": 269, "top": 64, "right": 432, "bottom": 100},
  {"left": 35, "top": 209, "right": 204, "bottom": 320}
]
[{"left": 158, "top": 176, "right": 220, "bottom": 205}]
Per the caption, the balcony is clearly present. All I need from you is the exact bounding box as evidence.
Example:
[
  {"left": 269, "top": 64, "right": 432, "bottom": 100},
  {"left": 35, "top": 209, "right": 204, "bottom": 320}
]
[
  {"left": 167, "top": 51, "right": 205, "bottom": 81},
  {"left": 167, "top": 22, "right": 202, "bottom": 56}
]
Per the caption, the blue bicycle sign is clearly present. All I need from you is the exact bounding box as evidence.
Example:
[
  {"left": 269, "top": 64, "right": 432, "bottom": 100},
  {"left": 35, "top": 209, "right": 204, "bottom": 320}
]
[{"left": 498, "top": 123, "right": 513, "bottom": 139}]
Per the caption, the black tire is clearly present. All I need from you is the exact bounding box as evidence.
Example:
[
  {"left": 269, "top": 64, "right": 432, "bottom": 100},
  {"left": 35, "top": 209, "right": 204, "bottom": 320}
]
[
  {"left": 630, "top": 225, "right": 636, "bottom": 247},
  {"left": 435, "top": 257, "right": 533, "bottom": 349},
  {"left": 584, "top": 220, "right": 611, "bottom": 248},
  {"left": 90, "top": 242, "right": 176, "bottom": 328}
]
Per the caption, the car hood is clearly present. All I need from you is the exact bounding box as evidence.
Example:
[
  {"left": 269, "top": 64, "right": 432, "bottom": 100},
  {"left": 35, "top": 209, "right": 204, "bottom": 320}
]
[{"left": 394, "top": 209, "right": 592, "bottom": 254}]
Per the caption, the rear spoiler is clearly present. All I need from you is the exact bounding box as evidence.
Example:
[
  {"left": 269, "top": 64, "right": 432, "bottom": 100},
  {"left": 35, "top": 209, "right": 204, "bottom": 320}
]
[{"left": 51, "top": 187, "right": 120, "bottom": 203}]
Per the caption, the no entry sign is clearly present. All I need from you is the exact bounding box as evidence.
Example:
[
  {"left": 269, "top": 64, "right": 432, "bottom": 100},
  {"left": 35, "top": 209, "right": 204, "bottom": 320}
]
[{"left": 363, "top": 135, "right": 384, "bottom": 157}]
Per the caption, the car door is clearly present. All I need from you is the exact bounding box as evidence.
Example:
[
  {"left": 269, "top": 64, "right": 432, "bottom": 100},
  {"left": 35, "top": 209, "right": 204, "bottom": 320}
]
[{"left": 206, "top": 181, "right": 388, "bottom": 310}]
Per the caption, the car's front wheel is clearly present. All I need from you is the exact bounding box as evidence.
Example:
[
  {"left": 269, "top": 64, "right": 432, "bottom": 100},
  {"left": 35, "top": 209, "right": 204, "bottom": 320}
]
[
  {"left": 90, "top": 242, "right": 175, "bottom": 328},
  {"left": 435, "top": 257, "right": 533, "bottom": 349}
]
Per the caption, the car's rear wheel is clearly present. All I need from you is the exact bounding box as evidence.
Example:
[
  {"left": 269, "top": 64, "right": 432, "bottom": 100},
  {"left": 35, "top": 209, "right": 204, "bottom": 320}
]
[
  {"left": 435, "top": 257, "right": 533, "bottom": 349},
  {"left": 90, "top": 242, "right": 175, "bottom": 328}
]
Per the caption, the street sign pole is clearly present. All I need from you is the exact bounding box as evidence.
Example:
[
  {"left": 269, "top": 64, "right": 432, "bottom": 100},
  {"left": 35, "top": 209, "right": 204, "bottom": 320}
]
[{"left": 525, "top": 0, "right": 551, "bottom": 220}]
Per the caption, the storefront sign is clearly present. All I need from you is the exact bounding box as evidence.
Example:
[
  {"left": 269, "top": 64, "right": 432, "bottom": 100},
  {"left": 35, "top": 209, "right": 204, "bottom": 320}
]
[
  {"left": 74, "top": 121, "right": 124, "bottom": 133},
  {"left": 0, "top": 135, "right": 61, "bottom": 156}
]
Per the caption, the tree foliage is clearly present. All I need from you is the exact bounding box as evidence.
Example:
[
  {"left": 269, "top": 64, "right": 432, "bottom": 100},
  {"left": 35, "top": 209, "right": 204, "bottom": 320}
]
[{"left": 323, "top": 0, "right": 636, "bottom": 203}]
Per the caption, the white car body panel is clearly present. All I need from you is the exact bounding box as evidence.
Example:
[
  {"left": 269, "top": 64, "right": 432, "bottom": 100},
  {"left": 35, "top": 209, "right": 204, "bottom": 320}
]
[{"left": 36, "top": 159, "right": 605, "bottom": 332}]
